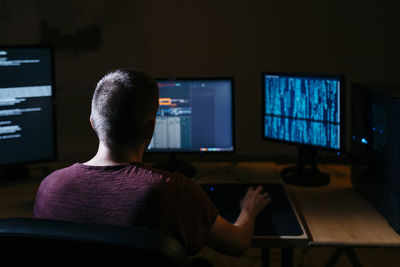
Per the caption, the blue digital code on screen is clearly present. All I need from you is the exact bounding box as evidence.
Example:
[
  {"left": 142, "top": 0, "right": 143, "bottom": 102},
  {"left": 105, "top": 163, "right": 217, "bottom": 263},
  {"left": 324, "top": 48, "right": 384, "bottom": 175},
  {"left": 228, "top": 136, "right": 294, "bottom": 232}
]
[{"left": 264, "top": 74, "right": 341, "bottom": 150}]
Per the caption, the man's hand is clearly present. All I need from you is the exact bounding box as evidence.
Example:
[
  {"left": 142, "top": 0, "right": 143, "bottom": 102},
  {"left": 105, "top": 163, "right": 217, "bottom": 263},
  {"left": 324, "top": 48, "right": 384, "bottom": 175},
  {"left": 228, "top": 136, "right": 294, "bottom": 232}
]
[
  {"left": 206, "top": 185, "right": 271, "bottom": 257},
  {"left": 240, "top": 186, "right": 271, "bottom": 219}
]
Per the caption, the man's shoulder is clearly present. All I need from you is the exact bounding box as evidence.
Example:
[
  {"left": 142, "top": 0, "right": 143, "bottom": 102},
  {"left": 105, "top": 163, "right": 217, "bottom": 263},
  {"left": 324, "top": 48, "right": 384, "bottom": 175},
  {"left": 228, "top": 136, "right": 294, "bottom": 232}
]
[
  {"left": 131, "top": 164, "right": 202, "bottom": 192},
  {"left": 137, "top": 164, "right": 190, "bottom": 182},
  {"left": 44, "top": 163, "right": 82, "bottom": 178},
  {"left": 40, "top": 163, "right": 80, "bottom": 182},
  {"left": 40, "top": 162, "right": 197, "bottom": 190}
]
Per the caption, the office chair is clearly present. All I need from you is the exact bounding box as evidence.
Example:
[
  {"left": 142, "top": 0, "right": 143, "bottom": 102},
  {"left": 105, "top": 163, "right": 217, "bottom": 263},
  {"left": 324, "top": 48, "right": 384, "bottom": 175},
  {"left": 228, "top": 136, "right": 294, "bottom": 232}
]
[{"left": 0, "top": 217, "right": 191, "bottom": 267}]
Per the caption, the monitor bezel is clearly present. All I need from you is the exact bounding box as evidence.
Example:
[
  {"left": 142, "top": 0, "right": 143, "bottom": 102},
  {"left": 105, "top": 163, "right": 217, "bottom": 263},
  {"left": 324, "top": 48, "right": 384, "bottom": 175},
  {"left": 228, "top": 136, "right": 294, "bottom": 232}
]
[
  {"left": 261, "top": 71, "right": 346, "bottom": 154},
  {"left": 0, "top": 44, "right": 58, "bottom": 167},
  {"left": 147, "top": 77, "right": 235, "bottom": 155}
]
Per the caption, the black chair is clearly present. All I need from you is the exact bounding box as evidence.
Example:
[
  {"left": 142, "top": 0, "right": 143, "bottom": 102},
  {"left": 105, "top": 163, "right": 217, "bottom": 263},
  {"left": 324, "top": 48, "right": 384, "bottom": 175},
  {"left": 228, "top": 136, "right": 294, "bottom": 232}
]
[{"left": 0, "top": 218, "right": 191, "bottom": 267}]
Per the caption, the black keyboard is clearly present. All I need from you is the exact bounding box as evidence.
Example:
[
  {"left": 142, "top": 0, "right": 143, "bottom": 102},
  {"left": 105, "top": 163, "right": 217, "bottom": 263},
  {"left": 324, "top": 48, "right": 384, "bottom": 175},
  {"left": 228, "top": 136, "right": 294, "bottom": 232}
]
[{"left": 201, "top": 183, "right": 303, "bottom": 236}]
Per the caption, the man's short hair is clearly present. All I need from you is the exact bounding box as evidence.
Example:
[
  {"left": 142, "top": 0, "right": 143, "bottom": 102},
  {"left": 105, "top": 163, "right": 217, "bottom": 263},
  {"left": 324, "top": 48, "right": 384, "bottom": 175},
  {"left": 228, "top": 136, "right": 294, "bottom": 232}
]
[{"left": 91, "top": 69, "right": 159, "bottom": 149}]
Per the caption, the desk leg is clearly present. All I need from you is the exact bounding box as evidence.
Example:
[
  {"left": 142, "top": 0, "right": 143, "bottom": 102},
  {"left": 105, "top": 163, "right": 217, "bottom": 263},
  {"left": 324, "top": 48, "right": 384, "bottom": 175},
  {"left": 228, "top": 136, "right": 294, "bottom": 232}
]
[
  {"left": 325, "top": 248, "right": 362, "bottom": 267},
  {"left": 262, "top": 248, "right": 270, "bottom": 267},
  {"left": 281, "top": 248, "right": 293, "bottom": 267}
]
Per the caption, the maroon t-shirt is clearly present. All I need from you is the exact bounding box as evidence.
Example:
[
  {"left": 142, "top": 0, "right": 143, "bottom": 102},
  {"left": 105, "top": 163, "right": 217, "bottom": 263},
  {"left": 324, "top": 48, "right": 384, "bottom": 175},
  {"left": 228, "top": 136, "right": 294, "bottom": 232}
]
[{"left": 33, "top": 163, "right": 218, "bottom": 255}]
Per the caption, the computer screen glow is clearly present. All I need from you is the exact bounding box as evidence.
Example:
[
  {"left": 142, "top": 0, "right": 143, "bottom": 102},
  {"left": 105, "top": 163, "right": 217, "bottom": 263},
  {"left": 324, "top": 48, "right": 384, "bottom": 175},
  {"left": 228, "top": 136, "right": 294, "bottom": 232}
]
[
  {"left": 148, "top": 78, "right": 234, "bottom": 153},
  {"left": 0, "top": 46, "right": 56, "bottom": 165},
  {"left": 263, "top": 73, "right": 343, "bottom": 151}
]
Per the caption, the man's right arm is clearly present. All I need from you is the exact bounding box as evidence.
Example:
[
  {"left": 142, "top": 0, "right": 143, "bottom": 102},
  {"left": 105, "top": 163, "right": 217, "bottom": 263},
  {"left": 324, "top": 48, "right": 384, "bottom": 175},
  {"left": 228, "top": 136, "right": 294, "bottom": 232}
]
[{"left": 205, "top": 186, "right": 271, "bottom": 257}]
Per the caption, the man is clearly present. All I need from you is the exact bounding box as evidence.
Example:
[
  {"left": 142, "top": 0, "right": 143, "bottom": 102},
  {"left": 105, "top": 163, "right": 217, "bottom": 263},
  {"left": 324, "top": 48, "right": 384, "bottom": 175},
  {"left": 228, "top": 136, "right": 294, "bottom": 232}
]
[{"left": 33, "top": 69, "right": 270, "bottom": 257}]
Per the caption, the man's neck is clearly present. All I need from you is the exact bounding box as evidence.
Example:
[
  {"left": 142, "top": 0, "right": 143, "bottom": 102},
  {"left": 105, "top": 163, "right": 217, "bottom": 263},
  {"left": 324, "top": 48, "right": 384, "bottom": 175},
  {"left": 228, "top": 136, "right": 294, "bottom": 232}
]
[{"left": 83, "top": 142, "right": 143, "bottom": 166}]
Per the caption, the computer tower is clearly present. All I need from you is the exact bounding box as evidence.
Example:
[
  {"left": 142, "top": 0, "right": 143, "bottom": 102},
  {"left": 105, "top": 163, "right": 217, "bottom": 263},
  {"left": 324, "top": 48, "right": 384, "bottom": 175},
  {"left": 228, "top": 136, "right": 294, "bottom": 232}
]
[{"left": 351, "top": 83, "right": 400, "bottom": 233}]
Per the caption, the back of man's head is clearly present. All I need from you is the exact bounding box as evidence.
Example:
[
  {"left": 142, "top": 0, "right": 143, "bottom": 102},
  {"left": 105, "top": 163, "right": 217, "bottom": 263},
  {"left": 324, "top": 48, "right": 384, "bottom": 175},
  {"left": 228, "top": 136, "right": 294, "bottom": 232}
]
[{"left": 91, "top": 69, "right": 159, "bottom": 150}]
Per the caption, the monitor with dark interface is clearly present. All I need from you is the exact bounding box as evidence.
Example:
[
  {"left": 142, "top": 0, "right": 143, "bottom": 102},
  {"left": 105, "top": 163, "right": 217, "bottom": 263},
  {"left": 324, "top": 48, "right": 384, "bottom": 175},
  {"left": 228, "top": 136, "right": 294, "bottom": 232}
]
[
  {"left": 262, "top": 72, "right": 345, "bottom": 186},
  {"left": 147, "top": 78, "right": 234, "bottom": 176},
  {"left": 0, "top": 46, "right": 56, "bottom": 177}
]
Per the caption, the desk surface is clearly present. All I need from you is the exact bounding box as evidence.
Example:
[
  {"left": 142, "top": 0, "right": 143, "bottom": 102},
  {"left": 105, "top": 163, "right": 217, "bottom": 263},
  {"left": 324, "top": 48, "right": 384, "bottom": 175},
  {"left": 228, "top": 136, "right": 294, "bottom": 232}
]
[
  {"left": 280, "top": 164, "right": 400, "bottom": 247},
  {"left": 193, "top": 162, "right": 400, "bottom": 248}
]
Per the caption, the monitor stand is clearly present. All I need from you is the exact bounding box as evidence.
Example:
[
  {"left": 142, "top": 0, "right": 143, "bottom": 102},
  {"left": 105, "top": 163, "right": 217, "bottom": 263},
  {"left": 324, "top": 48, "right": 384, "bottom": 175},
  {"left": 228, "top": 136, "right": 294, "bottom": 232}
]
[
  {"left": 152, "top": 154, "right": 196, "bottom": 178},
  {"left": 281, "top": 146, "right": 330, "bottom": 187}
]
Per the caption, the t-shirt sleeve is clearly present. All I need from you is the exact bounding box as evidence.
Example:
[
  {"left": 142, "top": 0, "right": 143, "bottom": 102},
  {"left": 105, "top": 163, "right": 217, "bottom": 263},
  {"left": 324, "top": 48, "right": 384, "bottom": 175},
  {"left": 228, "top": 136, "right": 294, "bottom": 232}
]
[{"left": 170, "top": 174, "right": 218, "bottom": 255}]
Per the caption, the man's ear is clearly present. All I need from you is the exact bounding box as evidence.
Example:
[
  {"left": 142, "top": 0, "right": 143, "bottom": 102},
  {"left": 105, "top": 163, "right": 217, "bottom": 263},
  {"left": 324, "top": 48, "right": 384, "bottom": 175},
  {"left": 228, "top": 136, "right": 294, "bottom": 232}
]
[
  {"left": 89, "top": 116, "right": 95, "bottom": 130},
  {"left": 144, "top": 119, "right": 156, "bottom": 140}
]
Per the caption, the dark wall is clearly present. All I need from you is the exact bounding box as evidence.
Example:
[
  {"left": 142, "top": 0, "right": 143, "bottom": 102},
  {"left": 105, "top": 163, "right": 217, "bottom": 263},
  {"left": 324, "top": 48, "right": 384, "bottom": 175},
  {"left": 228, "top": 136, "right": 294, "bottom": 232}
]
[{"left": 1, "top": 0, "right": 399, "bottom": 162}]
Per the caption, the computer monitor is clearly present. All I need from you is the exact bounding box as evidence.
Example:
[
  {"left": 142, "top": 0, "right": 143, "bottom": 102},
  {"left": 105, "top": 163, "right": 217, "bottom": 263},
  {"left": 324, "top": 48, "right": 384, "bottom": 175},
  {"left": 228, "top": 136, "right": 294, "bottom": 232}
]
[
  {"left": 0, "top": 46, "right": 56, "bottom": 178},
  {"left": 262, "top": 72, "right": 345, "bottom": 186},
  {"left": 147, "top": 78, "right": 234, "bottom": 177}
]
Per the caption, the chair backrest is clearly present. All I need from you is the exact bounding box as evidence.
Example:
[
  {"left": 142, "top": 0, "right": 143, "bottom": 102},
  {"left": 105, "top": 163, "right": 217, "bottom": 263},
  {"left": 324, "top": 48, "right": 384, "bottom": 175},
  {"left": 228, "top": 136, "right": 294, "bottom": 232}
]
[{"left": 0, "top": 218, "right": 191, "bottom": 267}]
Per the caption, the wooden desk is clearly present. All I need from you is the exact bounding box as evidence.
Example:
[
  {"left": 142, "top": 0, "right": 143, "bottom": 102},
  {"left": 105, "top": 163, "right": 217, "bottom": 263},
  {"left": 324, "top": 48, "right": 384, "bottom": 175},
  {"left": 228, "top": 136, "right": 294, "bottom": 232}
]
[
  {"left": 282, "top": 164, "right": 400, "bottom": 248},
  {"left": 278, "top": 164, "right": 400, "bottom": 267}
]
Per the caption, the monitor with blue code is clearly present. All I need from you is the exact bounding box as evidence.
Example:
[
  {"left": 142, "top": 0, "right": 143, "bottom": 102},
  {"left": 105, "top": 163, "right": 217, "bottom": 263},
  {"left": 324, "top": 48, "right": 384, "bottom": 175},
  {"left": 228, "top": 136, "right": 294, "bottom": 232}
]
[
  {"left": 0, "top": 46, "right": 56, "bottom": 167},
  {"left": 262, "top": 72, "right": 344, "bottom": 152},
  {"left": 262, "top": 72, "right": 345, "bottom": 186},
  {"left": 147, "top": 78, "right": 234, "bottom": 153}
]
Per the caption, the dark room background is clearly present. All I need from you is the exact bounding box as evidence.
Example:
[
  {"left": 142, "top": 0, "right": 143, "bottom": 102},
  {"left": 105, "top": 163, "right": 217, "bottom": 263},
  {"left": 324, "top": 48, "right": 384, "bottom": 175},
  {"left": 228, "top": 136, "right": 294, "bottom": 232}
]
[{"left": 1, "top": 0, "right": 399, "bottom": 163}]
